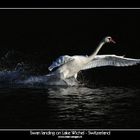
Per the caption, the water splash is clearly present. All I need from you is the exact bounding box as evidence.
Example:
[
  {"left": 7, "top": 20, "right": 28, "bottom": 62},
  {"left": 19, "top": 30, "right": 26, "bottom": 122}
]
[
  {"left": 0, "top": 69, "right": 80, "bottom": 87},
  {"left": 0, "top": 50, "right": 80, "bottom": 87}
]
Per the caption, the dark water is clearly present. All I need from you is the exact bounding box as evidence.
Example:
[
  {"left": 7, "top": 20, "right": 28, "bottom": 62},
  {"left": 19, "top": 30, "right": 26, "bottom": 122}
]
[
  {"left": 0, "top": 54, "right": 140, "bottom": 129},
  {"left": 0, "top": 84, "right": 140, "bottom": 129}
]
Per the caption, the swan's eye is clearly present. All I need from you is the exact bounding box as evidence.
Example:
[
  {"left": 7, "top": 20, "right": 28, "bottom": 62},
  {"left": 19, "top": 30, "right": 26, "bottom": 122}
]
[{"left": 107, "top": 37, "right": 111, "bottom": 42}]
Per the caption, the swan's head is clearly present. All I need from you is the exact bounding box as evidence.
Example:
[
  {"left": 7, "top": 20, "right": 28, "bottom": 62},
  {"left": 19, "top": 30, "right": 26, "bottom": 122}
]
[{"left": 104, "top": 36, "right": 116, "bottom": 44}]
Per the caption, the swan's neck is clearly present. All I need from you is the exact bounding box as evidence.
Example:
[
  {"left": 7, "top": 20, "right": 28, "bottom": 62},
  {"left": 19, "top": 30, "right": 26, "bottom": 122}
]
[{"left": 88, "top": 41, "right": 105, "bottom": 61}]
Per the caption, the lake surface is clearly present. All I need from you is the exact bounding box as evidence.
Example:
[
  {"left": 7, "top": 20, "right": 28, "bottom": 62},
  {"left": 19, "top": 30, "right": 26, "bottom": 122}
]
[{"left": 0, "top": 84, "right": 140, "bottom": 129}]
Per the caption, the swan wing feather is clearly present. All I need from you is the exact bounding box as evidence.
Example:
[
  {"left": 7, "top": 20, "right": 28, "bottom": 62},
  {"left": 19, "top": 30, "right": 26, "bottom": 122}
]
[
  {"left": 48, "top": 55, "right": 74, "bottom": 71},
  {"left": 82, "top": 55, "right": 140, "bottom": 70}
]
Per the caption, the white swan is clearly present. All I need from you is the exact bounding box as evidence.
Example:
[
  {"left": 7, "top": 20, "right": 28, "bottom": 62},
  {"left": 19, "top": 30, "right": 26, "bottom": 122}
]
[{"left": 48, "top": 36, "right": 140, "bottom": 81}]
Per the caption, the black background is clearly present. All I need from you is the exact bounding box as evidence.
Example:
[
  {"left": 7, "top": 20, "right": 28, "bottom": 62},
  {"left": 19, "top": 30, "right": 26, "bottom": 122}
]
[{"left": 0, "top": 0, "right": 139, "bottom": 8}]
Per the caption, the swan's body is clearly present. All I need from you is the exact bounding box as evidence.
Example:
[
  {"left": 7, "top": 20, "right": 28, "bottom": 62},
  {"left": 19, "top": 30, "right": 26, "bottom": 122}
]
[{"left": 48, "top": 36, "right": 140, "bottom": 81}]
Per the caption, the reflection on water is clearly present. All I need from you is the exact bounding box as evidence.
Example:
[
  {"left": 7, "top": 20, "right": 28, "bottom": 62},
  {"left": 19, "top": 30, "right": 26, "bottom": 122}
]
[
  {"left": 0, "top": 85, "right": 140, "bottom": 129},
  {"left": 0, "top": 50, "right": 140, "bottom": 129}
]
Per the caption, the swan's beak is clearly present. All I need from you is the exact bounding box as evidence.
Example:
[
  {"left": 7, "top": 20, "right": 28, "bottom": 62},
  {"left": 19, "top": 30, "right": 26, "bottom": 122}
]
[{"left": 110, "top": 38, "right": 116, "bottom": 44}]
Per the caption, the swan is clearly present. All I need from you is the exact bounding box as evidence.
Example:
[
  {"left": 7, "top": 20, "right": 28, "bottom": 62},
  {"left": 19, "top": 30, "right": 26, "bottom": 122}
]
[{"left": 48, "top": 36, "right": 140, "bottom": 81}]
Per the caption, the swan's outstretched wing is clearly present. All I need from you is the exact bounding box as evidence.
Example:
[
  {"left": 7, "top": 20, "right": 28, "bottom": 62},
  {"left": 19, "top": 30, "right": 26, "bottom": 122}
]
[
  {"left": 82, "top": 55, "right": 140, "bottom": 70},
  {"left": 48, "top": 55, "right": 74, "bottom": 71}
]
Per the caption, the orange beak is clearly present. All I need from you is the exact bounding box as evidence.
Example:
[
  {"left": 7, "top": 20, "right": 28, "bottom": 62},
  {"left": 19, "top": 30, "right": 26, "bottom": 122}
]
[{"left": 110, "top": 38, "right": 116, "bottom": 44}]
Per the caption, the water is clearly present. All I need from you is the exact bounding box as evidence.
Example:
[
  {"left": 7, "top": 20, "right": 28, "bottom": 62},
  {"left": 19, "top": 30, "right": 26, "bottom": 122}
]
[
  {"left": 0, "top": 51, "right": 140, "bottom": 129},
  {"left": 0, "top": 84, "right": 140, "bottom": 129}
]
